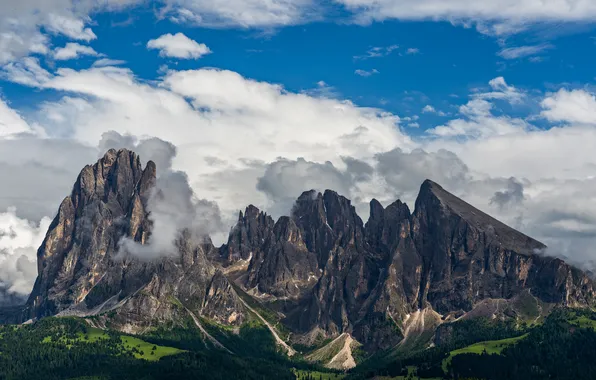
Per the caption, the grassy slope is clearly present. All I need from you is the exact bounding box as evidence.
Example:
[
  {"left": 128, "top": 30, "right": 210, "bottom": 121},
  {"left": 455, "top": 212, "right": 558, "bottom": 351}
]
[
  {"left": 294, "top": 369, "right": 345, "bottom": 380},
  {"left": 569, "top": 315, "right": 596, "bottom": 330},
  {"left": 441, "top": 333, "right": 528, "bottom": 372},
  {"left": 43, "top": 325, "right": 184, "bottom": 361}
]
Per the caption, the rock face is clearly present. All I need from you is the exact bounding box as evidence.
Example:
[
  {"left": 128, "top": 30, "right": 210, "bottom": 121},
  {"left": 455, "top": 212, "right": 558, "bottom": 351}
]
[
  {"left": 223, "top": 180, "right": 596, "bottom": 352},
  {"left": 25, "top": 149, "right": 245, "bottom": 332},
  {"left": 14, "top": 149, "right": 596, "bottom": 355}
]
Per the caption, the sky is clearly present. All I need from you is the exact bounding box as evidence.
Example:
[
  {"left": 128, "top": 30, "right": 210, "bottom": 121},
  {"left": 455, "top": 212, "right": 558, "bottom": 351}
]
[{"left": 2, "top": 0, "right": 596, "bottom": 303}]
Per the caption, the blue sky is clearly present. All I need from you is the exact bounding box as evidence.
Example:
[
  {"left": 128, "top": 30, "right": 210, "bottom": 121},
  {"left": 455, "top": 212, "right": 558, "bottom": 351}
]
[
  {"left": 3, "top": 1, "right": 596, "bottom": 296},
  {"left": 2, "top": 3, "right": 596, "bottom": 133}
]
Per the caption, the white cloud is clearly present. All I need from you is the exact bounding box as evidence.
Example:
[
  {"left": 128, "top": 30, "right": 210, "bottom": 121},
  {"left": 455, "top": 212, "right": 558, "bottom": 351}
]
[
  {"left": 405, "top": 48, "right": 420, "bottom": 55},
  {"left": 0, "top": 99, "right": 36, "bottom": 138},
  {"left": 1, "top": 57, "right": 52, "bottom": 87},
  {"left": 5, "top": 57, "right": 596, "bottom": 300},
  {"left": 354, "top": 68, "right": 379, "bottom": 77},
  {"left": 0, "top": 0, "right": 137, "bottom": 64},
  {"left": 54, "top": 42, "right": 101, "bottom": 60},
  {"left": 541, "top": 89, "right": 596, "bottom": 125},
  {"left": 45, "top": 13, "right": 97, "bottom": 41},
  {"left": 421, "top": 105, "right": 446, "bottom": 116},
  {"left": 147, "top": 32, "right": 211, "bottom": 59},
  {"left": 163, "top": 0, "right": 317, "bottom": 28},
  {"left": 354, "top": 45, "right": 399, "bottom": 60},
  {"left": 427, "top": 99, "right": 530, "bottom": 139},
  {"left": 0, "top": 208, "right": 51, "bottom": 299},
  {"left": 92, "top": 58, "right": 127, "bottom": 67},
  {"left": 498, "top": 43, "right": 554, "bottom": 60},
  {"left": 475, "top": 76, "right": 524, "bottom": 104},
  {"left": 1, "top": 65, "right": 411, "bottom": 228},
  {"left": 335, "top": 0, "right": 596, "bottom": 35}
]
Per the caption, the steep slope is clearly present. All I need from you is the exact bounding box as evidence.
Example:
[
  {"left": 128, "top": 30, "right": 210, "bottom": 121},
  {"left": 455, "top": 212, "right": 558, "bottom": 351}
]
[
  {"left": 411, "top": 180, "right": 595, "bottom": 314},
  {"left": 24, "top": 149, "right": 246, "bottom": 334}
]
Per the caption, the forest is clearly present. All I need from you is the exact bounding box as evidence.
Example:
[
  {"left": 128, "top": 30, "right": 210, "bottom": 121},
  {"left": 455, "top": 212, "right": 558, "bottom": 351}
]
[{"left": 1, "top": 308, "right": 596, "bottom": 379}]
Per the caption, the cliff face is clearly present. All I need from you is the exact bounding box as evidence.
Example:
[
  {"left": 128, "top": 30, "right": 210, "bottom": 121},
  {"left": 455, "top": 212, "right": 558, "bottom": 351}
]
[
  {"left": 410, "top": 180, "right": 594, "bottom": 313},
  {"left": 223, "top": 181, "right": 595, "bottom": 351},
  {"left": 25, "top": 149, "right": 245, "bottom": 332},
  {"left": 14, "top": 149, "right": 596, "bottom": 354}
]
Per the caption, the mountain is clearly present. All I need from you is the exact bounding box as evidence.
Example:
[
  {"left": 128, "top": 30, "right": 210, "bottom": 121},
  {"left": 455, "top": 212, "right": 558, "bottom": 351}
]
[
  {"left": 3, "top": 148, "right": 596, "bottom": 367},
  {"left": 222, "top": 180, "right": 595, "bottom": 352},
  {"left": 24, "top": 149, "right": 246, "bottom": 333}
]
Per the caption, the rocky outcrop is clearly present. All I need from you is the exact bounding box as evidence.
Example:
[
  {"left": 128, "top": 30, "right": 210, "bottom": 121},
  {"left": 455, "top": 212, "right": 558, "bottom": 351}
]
[
  {"left": 24, "top": 149, "right": 246, "bottom": 332},
  {"left": 218, "top": 205, "right": 275, "bottom": 263},
  {"left": 410, "top": 180, "right": 594, "bottom": 314}
]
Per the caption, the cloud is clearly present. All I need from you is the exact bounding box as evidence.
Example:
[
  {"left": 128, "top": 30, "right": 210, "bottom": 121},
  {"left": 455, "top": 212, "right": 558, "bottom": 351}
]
[
  {"left": 427, "top": 99, "right": 530, "bottom": 138},
  {"left": 92, "top": 58, "right": 127, "bottom": 67},
  {"left": 45, "top": 13, "right": 97, "bottom": 41},
  {"left": 0, "top": 208, "right": 51, "bottom": 302},
  {"left": 354, "top": 68, "right": 379, "bottom": 77},
  {"left": 120, "top": 170, "right": 226, "bottom": 260},
  {"left": 54, "top": 42, "right": 101, "bottom": 60},
  {"left": 147, "top": 32, "right": 212, "bottom": 59},
  {"left": 0, "top": 57, "right": 52, "bottom": 87},
  {"left": 334, "top": 0, "right": 596, "bottom": 35},
  {"left": 426, "top": 77, "right": 528, "bottom": 138},
  {"left": 5, "top": 57, "right": 596, "bottom": 291},
  {"left": 541, "top": 89, "right": 596, "bottom": 125},
  {"left": 354, "top": 45, "right": 399, "bottom": 60},
  {"left": 0, "top": 98, "right": 36, "bottom": 138},
  {"left": 162, "top": 0, "right": 318, "bottom": 28},
  {"left": 497, "top": 43, "right": 554, "bottom": 60},
  {"left": 490, "top": 177, "right": 525, "bottom": 208},
  {"left": 97, "top": 131, "right": 228, "bottom": 260},
  {"left": 405, "top": 48, "right": 420, "bottom": 55},
  {"left": 0, "top": 0, "right": 139, "bottom": 64},
  {"left": 374, "top": 148, "right": 471, "bottom": 203},
  {"left": 2, "top": 64, "right": 411, "bottom": 230},
  {"left": 421, "top": 105, "right": 446, "bottom": 116},
  {"left": 256, "top": 157, "right": 355, "bottom": 217},
  {"left": 475, "top": 76, "right": 524, "bottom": 104}
]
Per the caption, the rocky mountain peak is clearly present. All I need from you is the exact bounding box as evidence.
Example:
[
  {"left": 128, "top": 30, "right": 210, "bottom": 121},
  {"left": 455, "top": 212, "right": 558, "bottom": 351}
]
[
  {"left": 414, "top": 178, "right": 546, "bottom": 255},
  {"left": 220, "top": 204, "right": 275, "bottom": 263},
  {"left": 25, "top": 149, "right": 246, "bottom": 330}
]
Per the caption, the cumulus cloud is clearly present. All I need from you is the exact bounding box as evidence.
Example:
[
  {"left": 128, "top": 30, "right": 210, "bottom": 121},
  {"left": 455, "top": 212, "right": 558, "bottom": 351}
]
[
  {"left": 541, "top": 89, "right": 596, "bottom": 125},
  {"left": 54, "top": 43, "right": 101, "bottom": 60},
  {"left": 0, "top": 209, "right": 51, "bottom": 303},
  {"left": 119, "top": 171, "right": 226, "bottom": 260},
  {"left": 0, "top": 98, "right": 36, "bottom": 138},
  {"left": 147, "top": 33, "right": 212, "bottom": 59},
  {"left": 256, "top": 158, "right": 355, "bottom": 217},
  {"left": 3, "top": 57, "right": 596, "bottom": 294},
  {"left": 374, "top": 148, "right": 471, "bottom": 204},
  {"left": 421, "top": 105, "right": 446, "bottom": 116},
  {"left": 426, "top": 78, "right": 528, "bottom": 139},
  {"left": 97, "top": 130, "right": 228, "bottom": 260},
  {"left": 475, "top": 76, "right": 524, "bottom": 104},
  {"left": 427, "top": 99, "right": 530, "bottom": 138}
]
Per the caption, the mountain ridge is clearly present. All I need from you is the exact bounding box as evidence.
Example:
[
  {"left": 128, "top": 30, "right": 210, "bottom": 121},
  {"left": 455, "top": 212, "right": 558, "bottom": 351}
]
[{"left": 3, "top": 148, "right": 595, "bottom": 363}]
